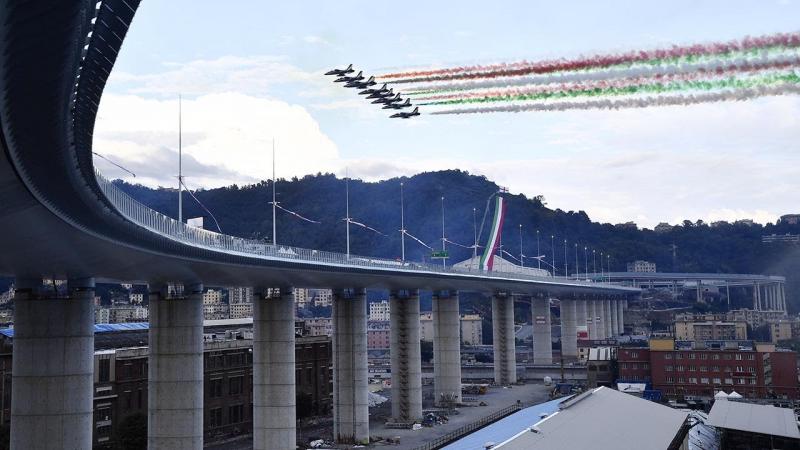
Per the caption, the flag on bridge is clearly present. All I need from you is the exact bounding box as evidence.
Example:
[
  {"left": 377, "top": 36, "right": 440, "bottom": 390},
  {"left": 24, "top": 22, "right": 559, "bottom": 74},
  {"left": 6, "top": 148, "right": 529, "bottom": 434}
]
[{"left": 479, "top": 196, "right": 506, "bottom": 271}]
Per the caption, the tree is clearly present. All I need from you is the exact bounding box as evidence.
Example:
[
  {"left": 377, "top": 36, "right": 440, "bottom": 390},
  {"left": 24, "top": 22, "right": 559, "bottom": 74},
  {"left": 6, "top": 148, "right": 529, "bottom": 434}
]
[{"left": 115, "top": 413, "right": 147, "bottom": 450}]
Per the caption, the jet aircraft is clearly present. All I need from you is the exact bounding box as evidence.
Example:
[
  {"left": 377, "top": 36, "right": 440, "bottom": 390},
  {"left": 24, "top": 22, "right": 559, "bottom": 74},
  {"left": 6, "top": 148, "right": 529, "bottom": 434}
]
[
  {"left": 359, "top": 83, "right": 388, "bottom": 95},
  {"left": 372, "top": 93, "right": 402, "bottom": 104},
  {"left": 382, "top": 98, "right": 412, "bottom": 109},
  {"left": 366, "top": 88, "right": 393, "bottom": 99},
  {"left": 334, "top": 70, "right": 363, "bottom": 83},
  {"left": 390, "top": 107, "right": 420, "bottom": 119},
  {"left": 325, "top": 64, "right": 354, "bottom": 76},
  {"left": 345, "top": 76, "right": 376, "bottom": 89}
]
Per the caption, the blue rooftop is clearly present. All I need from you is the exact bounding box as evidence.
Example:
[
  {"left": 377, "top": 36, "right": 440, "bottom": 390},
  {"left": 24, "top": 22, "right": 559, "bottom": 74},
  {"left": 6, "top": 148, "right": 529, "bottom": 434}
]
[
  {"left": 0, "top": 322, "right": 149, "bottom": 338},
  {"left": 442, "top": 396, "right": 566, "bottom": 450}
]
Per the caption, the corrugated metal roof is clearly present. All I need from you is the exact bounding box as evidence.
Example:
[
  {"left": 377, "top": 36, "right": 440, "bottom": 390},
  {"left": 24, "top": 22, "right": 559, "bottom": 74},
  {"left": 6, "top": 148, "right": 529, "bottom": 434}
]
[
  {"left": 0, "top": 322, "right": 150, "bottom": 338},
  {"left": 706, "top": 399, "right": 800, "bottom": 439},
  {"left": 442, "top": 397, "right": 565, "bottom": 450},
  {"left": 495, "top": 387, "right": 688, "bottom": 450}
]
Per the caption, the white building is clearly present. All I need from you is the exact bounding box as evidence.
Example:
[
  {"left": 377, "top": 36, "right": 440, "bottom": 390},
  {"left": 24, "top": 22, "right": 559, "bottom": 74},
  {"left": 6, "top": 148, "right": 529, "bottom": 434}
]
[
  {"left": 312, "top": 289, "right": 333, "bottom": 307},
  {"left": 128, "top": 292, "right": 144, "bottom": 305},
  {"left": 305, "top": 317, "right": 333, "bottom": 336},
  {"left": 228, "top": 286, "right": 253, "bottom": 304},
  {"left": 95, "top": 307, "right": 110, "bottom": 324},
  {"left": 369, "top": 300, "right": 391, "bottom": 321},
  {"left": 229, "top": 302, "right": 252, "bottom": 319}
]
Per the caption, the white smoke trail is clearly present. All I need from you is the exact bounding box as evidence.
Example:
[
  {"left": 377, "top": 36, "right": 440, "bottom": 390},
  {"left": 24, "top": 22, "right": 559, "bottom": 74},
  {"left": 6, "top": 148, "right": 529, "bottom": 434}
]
[
  {"left": 405, "top": 51, "right": 800, "bottom": 94},
  {"left": 430, "top": 84, "right": 800, "bottom": 115}
]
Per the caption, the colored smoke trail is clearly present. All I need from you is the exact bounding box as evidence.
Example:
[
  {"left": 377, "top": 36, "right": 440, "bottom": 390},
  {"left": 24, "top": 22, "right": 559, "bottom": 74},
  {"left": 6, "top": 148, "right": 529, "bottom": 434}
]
[
  {"left": 418, "top": 72, "right": 800, "bottom": 106},
  {"left": 379, "top": 31, "right": 800, "bottom": 81},
  {"left": 414, "top": 63, "right": 800, "bottom": 102},
  {"left": 429, "top": 84, "right": 800, "bottom": 115},
  {"left": 406, "top": 51, "right": 800, "bottom": 96}
]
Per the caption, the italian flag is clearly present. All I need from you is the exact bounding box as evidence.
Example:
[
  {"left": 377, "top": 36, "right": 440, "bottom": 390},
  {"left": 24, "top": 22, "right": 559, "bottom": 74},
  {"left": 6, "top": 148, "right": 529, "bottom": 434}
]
[{"left": 479, "top": 196, "right": 506, "bottom": 271}]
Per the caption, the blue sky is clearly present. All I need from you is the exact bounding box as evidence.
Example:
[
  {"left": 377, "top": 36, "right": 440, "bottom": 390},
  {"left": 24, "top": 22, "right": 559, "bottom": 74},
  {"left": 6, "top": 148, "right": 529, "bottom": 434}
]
[{"left": 95, "top": 0, "right": 800, "bottom": 227}]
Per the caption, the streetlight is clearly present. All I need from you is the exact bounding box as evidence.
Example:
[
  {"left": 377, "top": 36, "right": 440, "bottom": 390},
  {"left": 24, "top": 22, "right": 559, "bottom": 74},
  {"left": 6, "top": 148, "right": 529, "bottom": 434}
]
[
  {"left": 536, "top": 230, "right": 541, "bottom": 270},
  {"left": 345, "top": 168, "right": 350, "bottom": 258},
  {"left": 574, "top": 243, "right": 579, "bottom": 281},
  {"left": 400, "top": 181, "right": 406, "bottom": 261},
  {"left": 607, "top": 254, "right": 611, "bottom": 282},
  {"left": 592, "top": 249, "right": 596, "bottom": 278},
  {"left": 472, "top": 207, "right": 478, "bottom": 259},
  {"left": 519, "top": 224, "right": 524, "bottom": 268},
  {"left": 440, "top": 196, "right": 446, "bottom": 269},
  {"left": 563, "top": 239, "right": 568, "bottom": 278},
  {"left": 600, "top": 251, "right": 604, "bottom": 281},
  {"left": 551, "top": 235, "right": 556, "bottom": 276},
  {"left": 584, "top": 246, "right": 588, "bottom": 280}
]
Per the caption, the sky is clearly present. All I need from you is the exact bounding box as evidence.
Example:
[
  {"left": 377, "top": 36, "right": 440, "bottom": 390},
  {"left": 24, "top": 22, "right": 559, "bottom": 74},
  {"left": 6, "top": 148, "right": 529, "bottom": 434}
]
[{"left": 94, "top": 0, "right": 800, "bottom": 228}]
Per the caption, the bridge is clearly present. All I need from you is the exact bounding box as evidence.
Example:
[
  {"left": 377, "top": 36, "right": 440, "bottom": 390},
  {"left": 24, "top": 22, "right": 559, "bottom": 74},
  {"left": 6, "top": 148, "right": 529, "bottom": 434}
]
[{"left": 0, "top": 1, "right": 639, "bottom": 449}]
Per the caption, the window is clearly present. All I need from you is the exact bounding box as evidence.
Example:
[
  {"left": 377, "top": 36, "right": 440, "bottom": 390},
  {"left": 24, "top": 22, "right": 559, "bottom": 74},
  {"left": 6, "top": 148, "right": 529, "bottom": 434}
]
[
  {"left": 700, "top": 366, "right": 708, "bottom": 372},
  {"left": 676, "top": 353, "right": 684, "bottom": 360},
  {"left": 643, "top": 363, "right": 649, "bottom": 369},
  {"left": 630, "top": 351, "right": 638, "bottom": 358},
  {"left": 229, "top": 376, "right": 244, "bottom": 395},
  {"left": 666, "top": 376, "right": 675, "bottom": 383},
  {"left": 749, "top": 379, "right": 756, "bottom": 385},
  {"left": 712, "top": 354, "right": 720, "bottom": 360},
  {"left": 664, "top": 353, "right": 673, "bottom": 360},
  {"left": 678, "top": 377, "right": 687, "bottom": 383},
  {"left": 689, "top": 377, "right": 698, "bottom": 384},
  {"left": 723, "top": 354, "right": 732, "bottom": 360},
  {"left": 737, "top": 378, "right": 746, "bottom": 385},
  {"left": 229, "top": 404, "right": 244, "bottom": 424},
  {"left": 713, "top": 377, "right": 721, "bottom": 384},
  {"left": 99, "top": 359, "right": 111, "bottom": 383},
  {"left": 676, "top": 365, "right": 685, "bottom": 371},
  {"left": 712, "top": 366, "right": 720, "bottom": 372},
  {"left": 701, "top": 377, "right": 709, "bottom": 384},
  {"left": 700, "top": 353, "right": 708, "bottom": 360},
  {"left": 747, "top": 354, "right": 755, "bottom": 361},
  {"left": 209, "top": 407, "right": 223, "bottom": 428},
  {"left": 735, "top": 354, "right": 743, "bottom": 361},
  {"left": 665, "top": 365, "right": 673, "bottom": 372},
  {"left": 725, "top": 378, "right": 733, "bottom": 385},
  {"left": 689, "top": 365, "right": 696, "bottom": 372},
  {"left": 209, "top": 378, "right": 223, "bottom": 398},
  {"left": 748, "top": 367, "right": 755, "bottom": 373},
  {"left": 689, "top": 353, "right": 696, "bottom": 360}
]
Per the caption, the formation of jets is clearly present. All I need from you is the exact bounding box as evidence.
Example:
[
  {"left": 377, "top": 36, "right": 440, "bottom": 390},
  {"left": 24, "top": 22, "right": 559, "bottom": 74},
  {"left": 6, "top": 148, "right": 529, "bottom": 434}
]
[{"left": 324, "top": 64, "right": 420, "bottom": 119}]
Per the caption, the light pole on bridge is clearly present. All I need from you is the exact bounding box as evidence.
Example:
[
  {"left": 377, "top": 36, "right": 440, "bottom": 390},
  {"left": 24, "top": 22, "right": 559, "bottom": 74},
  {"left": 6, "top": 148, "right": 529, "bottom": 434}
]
[{"left": 400, "top": 181, "right": 405, "bottom": 261}]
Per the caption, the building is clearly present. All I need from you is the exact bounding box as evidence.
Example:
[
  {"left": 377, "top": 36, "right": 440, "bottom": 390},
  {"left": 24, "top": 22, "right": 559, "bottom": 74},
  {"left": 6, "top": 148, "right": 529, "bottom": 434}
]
[
  {"left": 0, "top": 322, "right": 332, "bottom": 448},
  {"left": 229, "top": 302, "right": 252, "bottom": 319},
  {"left": 618, "top": 339, "right": 800, "bottom": 401},
  {"left": 727, "top": 309, "right": 786, "bottom": 328},
  {"left": 128, "top": 292, "right": 144, "bottom": 305},
  {"left": 493, "top": 387, "right": 689, "bottom": 450},
  {"left": 305, "top": 317, "right": 333, "bottom": 337},
  {"left": 706, "top": 397, "right": 800, "bottom": 448},
  {"left": 419, "top": 312, "right": 484, "bottom": 345},
  {"left": 98, "top": 304, "right": 148, "bottom": 323},
  {"left": 674, "top": 318, "right": 747, "bottom": 341},
  {"left": 577, "top": 338, "right": 619, "bottom": 363},
  {"left": 311, "top": 289, "right": 332, "bottom": 307},
  {"left": 586, "top": 347, "right": 617, "bottom": 388},
  {"left": 769, "top": 320, "right": 794, "bottom": 344},
  {"left": 367, "top": 321, "right": 390, "bottom": 349},
  {"left": 627, "top": 260, "right": 656, "bottom": 273},
  {"left": 203, "top": 289, "right": 228, "bottom": 320},
  {"left": 369, "top": 300, "right": 390, "bottom": 321},
  {"left": 460, "top": 314, "right": 483, "bottom": 345},
  {"left": 227, "top": 286, "right": 252, "bottom": 304}
]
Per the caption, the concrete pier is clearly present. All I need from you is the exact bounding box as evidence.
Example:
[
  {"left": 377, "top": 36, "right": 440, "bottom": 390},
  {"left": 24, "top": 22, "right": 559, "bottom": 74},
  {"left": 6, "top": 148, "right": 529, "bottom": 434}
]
[
  {"left": 604, "top": 300, "right": 613, "bottom": 338},
  {"left": 433, "top": 290, "right": 462, "bottom": 406},
  {"left": 560, "top": 298, "right": 577, "bottom": 359},
  {"left": 532, "top": 297, "right": 553, "bottom": 364},
  {"left": 148, "top": 283, "right": 205, "bottom": 449},
  {"left": 587, "top": 300, "right": 597, "bottom": 339},
  {"left": 492, "top": 292, "right": 516, "bottom": 385},
  {"left": 390, "top": 290, "right": 422, "bottom": 422},
  {"left": 610, "top": 300, "right": 619, "bottom": 336},
  {"left": 253, "top": 288, "right": 296, "bottom": 450},
  {"left": 11, "top": 278, "right": 95, "bottom": 450},
  {"left": 332, "top": 289, "right": 369, "bottom": 444},
  {"left": 576, "top": 299, "right": 587, "bottom": 330},
  {"left": 617, "top": 300, "right": 625, "bottom": 335},
  {"left": 594, "top": 300, "right": 606, "bottom": 339}
]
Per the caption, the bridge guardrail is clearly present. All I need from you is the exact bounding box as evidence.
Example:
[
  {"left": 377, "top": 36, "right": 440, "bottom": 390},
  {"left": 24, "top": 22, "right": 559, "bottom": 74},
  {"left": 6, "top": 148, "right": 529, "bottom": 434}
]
[
  {"left": 95, "top": 170, "right": 626, "bottom": 289},
  {"left": 410, "top": 402, "right": 523, "bottom": 450}
]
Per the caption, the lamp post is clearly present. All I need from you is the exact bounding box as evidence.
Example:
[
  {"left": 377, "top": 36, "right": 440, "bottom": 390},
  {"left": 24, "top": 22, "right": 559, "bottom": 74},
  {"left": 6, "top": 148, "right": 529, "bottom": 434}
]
[
  {"left": 519, "top": 224, "right": 524, "bottom": 268},
  {"left": 400, "top": 182, "right": 406, "bottom": 261},
  {"left": 536, "top": 230, "right": 541, "bottom": 270},
  {"left": 592, "top": 249, "right": 596, "bottom": 280},
  {"left": 177, "top": 94, "right": 183, "bottom": 223},
  {"left": 440, "top": 196, "right": 446, "bottom": 269},
  {"left": 584, "top": 246, "right": 588, "bottom": 280},
  {"left": 574, "top": 243, "right": 579, "bottom": 281},
  {"left": 551, "top": 235, "right": 556, "bottom": 276},
  {"left": 472, "top": 207, "right": 478, "bottom": 259},
  {"left": 600, "top": 251, "right": 604, "bottom": 281},
  {"left": 564, "top": 239, "right": 568, "bottom": 278},
  {"left": 345, "top": 169, "right": 350, "bottom": 258}
]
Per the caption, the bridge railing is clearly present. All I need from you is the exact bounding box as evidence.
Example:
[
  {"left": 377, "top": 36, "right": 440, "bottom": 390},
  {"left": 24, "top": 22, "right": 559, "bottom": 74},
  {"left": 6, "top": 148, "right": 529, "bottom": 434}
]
[{"left": 95, "top": 171, "right": 612, "bottom": 287}]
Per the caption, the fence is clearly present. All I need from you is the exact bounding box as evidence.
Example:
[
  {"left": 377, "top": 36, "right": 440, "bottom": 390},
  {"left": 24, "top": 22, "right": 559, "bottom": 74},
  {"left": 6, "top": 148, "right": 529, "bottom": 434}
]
[
  {"left": 95, "top": 170, "right": 608, "bottom": 288},
  {"left": 411, "top": 402, "right": 523, "bottom": 450}
]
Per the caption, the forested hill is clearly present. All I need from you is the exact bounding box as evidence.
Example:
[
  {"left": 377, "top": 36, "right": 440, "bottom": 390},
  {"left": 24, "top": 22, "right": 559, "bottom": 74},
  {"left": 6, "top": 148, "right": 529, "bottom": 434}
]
[{"left": 115, "top": 170, "right": 800, "bottom": 310}]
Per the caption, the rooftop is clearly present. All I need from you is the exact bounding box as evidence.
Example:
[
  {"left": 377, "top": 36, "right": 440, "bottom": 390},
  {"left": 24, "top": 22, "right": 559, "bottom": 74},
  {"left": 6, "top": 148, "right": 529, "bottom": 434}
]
[
  {"left": 706, "top": 399, "right": 800, "bottom": 439},
  {"left": 495, "top": 387, "right": 688, "bottom": 450}
]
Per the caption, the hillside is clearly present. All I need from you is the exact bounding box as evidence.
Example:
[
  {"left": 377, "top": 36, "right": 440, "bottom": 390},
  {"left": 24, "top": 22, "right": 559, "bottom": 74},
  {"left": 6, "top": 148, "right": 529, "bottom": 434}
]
[{"left": 115, "top": 170, "right": 800, "bottom": 311}]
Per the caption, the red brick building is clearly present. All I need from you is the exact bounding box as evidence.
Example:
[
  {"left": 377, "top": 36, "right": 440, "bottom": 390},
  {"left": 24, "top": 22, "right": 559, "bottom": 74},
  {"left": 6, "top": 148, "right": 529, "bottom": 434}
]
[{"left": 618, "top": 339, "right": 799, "bottom": 401}]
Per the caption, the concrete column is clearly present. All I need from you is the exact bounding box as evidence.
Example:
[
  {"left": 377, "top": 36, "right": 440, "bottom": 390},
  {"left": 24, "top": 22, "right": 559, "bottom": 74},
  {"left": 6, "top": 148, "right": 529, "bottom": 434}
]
[
  {"left": 332, "top": 289, "right": 369, "bottom": 444},
  {"left": 586, "top": 300, "right": 596, "bottom": 339},
  {"left": 610, "top": 301, "right": 619, "bottom": 336},
  {"left": 148, "top": 283, "right": 204, "bottom": 449},
  {"left": 594, "top": 300, "right": 606, "bottom": 339},
  {"left": 617, "top": 300, "right": 625, "bottom": 335},
  {"left": 604, "top": 300, "right": 613, "bottom": 338},
  {"left": 389, "top": 290, "right": 422, "bottom": 422},
  {"left": 253, "top": 288, "right": 296, "bottom": 450},
  {"left": 491, "top": 292, "right": 516, "bottom": 385},
  {"left": 754, "top": 283, "right": 761, "bottom": 310},
  {"left": 532, "top": 297, "right": 552, "bottom": 364},
  {"left": 560, "top": 298, "right": 577, "bottom": 360},
  {"left": 576, "top": 299, "right": 587, "bottom": 329},
  {"left": 781, "top": 284, "right": 787, "bottom": 313},
  {"left": 433, "top": 290, "right": 462, "bottom": 406},
  {"left": 11, "top": 278, "right": 94, "bottom": 450}
]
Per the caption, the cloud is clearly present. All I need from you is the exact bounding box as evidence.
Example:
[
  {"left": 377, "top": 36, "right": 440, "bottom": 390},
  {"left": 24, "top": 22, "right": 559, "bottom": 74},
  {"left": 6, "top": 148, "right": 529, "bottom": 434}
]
[{"left": 94, "top": 93, "right": 339, "bottom": 187}]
